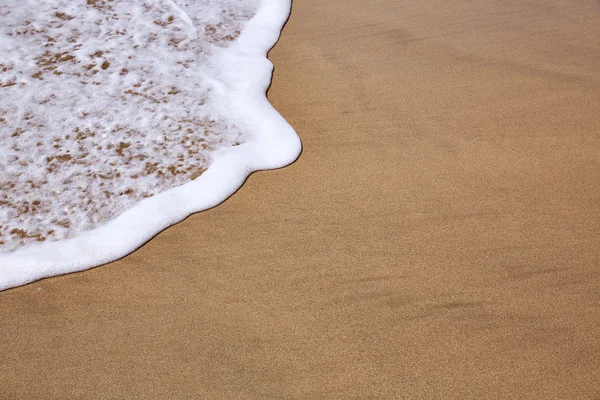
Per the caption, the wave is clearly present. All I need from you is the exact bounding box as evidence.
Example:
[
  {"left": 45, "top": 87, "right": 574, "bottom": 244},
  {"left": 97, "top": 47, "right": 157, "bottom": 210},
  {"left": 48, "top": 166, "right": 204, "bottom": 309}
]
[{"left": 0, "top": 0, "right": 300, "bottom": 290}]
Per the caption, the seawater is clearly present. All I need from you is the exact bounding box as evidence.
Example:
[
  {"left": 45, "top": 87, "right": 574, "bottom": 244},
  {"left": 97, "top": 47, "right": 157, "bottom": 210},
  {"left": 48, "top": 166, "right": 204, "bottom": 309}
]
[{"left": 0, "top": 0, "right": 300, "bottom": 290}]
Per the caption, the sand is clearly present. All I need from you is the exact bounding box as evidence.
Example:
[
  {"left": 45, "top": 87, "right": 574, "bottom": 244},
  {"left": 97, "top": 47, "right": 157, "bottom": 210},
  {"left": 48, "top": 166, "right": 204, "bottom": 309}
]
[{"left": 1, "top": 0, "right": 600, "bottom": 398}]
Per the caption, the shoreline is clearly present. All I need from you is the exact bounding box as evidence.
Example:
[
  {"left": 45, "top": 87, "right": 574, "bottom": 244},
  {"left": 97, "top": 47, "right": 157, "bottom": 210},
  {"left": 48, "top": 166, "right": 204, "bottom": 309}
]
[
  {"left": 1, "top": 0, "right": 600, "bottom": 397},
  {"left": 0, "top": 0, "right": 299, "bottom": 291}
]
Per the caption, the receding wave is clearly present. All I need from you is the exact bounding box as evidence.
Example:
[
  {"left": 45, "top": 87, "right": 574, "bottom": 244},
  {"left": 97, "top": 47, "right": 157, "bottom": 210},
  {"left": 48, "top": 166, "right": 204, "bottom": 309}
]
[{"left": 0, "top": 0, "right": 300, "bottom": 290}]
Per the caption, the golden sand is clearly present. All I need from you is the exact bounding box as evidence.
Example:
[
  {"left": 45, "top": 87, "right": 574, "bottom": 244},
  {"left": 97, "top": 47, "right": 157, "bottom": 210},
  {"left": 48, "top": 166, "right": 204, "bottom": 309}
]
[{"left": 1, "top": 0, "right": 599, "bottom": 397}]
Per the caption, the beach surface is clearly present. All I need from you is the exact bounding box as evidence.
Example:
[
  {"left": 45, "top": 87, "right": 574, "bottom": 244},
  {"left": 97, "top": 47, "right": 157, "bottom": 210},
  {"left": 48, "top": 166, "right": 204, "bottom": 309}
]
[{"left": 2, "top": 0, "right": 600, "bottom": 398}]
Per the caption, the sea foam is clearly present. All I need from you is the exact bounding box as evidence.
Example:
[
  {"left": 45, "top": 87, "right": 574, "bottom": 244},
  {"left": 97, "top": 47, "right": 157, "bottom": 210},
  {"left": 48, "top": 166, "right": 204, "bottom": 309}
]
[{"left": 0, "top": 0, "right": 300, "bottom": 290}]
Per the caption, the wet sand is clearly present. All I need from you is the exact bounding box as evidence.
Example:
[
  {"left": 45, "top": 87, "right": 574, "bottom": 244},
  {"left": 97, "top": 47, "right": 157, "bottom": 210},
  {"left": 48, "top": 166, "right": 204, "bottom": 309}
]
[{"left": 2, "top": 0, "right": 600, "bottom": 398}]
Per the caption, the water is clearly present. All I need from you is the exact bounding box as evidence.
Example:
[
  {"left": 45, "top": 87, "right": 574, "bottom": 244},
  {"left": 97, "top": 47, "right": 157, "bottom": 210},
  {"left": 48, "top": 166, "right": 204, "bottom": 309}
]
[{"left": 0, "top": 0, "right": 300, "bottom": 290}]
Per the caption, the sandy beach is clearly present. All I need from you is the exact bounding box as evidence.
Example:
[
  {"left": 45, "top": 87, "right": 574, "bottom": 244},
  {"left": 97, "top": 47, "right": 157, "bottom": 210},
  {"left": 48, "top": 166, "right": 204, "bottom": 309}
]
[{"left": 2, "top": 0, "right": 600, "bottom": 398}]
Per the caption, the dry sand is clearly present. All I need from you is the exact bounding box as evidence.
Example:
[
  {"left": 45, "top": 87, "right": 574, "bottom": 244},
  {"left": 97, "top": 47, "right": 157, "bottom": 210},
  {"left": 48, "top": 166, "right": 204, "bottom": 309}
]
[{"left": 2, "top": 0, "right": 600, "bottom": 398}]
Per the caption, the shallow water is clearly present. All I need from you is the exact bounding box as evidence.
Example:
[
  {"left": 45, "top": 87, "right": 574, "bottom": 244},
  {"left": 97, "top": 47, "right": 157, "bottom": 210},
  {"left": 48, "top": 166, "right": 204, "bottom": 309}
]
[
  {"left": 0, "top": 0, "right": 258, "bottom": 251},
  {"left": 0, "top": 0, "right": 300, "bottom": 290}
]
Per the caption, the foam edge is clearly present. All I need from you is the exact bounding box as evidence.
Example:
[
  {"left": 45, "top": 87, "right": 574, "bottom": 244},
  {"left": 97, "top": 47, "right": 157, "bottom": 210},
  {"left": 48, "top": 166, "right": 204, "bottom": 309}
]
[{"left": 0, "top": 0, "right": 300, "bottom": 291}]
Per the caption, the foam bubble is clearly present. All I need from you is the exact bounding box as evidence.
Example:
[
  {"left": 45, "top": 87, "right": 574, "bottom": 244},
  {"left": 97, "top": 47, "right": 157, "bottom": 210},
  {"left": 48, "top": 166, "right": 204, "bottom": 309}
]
[{"left": 0, "top": 0, "right": 301, "bottom": 290}]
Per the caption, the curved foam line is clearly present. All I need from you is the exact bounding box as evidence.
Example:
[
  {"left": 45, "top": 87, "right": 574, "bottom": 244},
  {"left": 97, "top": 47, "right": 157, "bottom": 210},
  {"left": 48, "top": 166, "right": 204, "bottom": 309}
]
[{"left": 0, "top": 0, "right": 300, "bottom": 291}]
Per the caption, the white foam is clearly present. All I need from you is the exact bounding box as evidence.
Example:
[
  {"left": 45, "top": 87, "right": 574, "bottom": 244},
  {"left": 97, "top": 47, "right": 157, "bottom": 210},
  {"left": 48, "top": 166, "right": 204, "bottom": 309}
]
[{"left": 0, "top": 0, "right": 300, "bottom": 290}]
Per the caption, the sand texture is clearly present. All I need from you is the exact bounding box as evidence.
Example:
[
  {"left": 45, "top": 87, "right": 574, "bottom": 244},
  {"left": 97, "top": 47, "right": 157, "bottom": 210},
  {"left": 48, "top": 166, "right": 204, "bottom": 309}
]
[{"left": 1, "top": 0, "right": 600, "bottom": 398}]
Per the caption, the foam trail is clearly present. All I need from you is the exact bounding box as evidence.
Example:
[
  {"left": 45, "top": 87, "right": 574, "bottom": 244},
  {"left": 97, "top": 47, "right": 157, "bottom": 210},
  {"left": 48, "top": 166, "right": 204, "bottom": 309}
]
[{"left": 0, "top": 0, "right": 300, "bottom": 290}]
